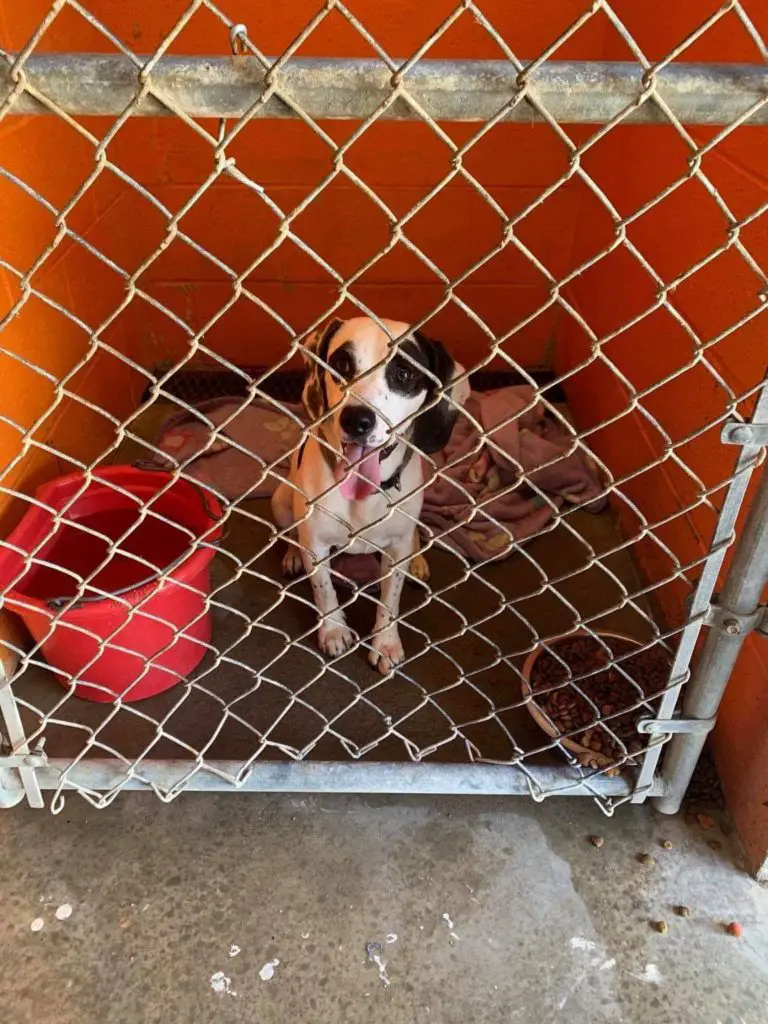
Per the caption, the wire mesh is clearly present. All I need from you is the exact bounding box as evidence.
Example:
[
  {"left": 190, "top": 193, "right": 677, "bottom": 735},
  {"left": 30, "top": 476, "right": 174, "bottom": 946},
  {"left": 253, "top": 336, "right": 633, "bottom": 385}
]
[{"left": 0, "top": 0, "right": 766, "bottom": 812}]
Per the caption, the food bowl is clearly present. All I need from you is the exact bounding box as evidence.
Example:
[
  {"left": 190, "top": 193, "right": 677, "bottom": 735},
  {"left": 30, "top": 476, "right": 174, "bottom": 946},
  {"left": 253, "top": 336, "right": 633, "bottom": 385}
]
[{"left": 521, "top": 630, "right": 669, "bottom": 772}]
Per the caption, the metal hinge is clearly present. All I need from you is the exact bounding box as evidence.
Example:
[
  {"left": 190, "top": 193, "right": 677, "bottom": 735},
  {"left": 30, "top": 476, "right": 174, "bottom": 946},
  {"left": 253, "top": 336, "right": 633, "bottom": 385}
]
[
  {"left": 721, "top": 421, "right": 768, "bottom": 446},
  {"left": 637, "top": 716, "right": 716, "bottom": 737},
  {"left": 0, "top": 733, "right": 47, "bottom": 769}
]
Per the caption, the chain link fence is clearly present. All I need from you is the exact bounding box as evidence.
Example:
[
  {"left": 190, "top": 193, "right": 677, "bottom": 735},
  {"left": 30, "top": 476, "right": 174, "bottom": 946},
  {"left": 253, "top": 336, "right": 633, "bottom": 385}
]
[{"left": 0, "top": 1, "right": 766, "bottom": 812}]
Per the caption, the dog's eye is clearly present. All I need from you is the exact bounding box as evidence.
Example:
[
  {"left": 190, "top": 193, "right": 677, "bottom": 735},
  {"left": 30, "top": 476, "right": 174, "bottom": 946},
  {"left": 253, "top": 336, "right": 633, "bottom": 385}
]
[
  {"left": 330, "top": 351, "right": 354, "bottom": 380},
  {"left": 396, "top": 366, "right": 415, "bottom": 386}
]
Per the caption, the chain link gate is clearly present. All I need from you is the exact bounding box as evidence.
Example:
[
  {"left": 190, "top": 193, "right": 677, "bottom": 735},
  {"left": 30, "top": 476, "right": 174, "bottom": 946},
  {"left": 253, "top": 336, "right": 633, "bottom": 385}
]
[{"left": 0, "top": 1, "right": 766, "bottom": 813}]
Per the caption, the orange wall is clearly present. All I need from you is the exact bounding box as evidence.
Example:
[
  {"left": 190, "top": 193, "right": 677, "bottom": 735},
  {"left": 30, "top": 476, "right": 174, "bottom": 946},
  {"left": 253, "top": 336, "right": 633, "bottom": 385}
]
[
  {"left": 556, "top": 121, "right": 768, "bottom": 618},
  {"left": 3, "top": 0, "right": 765, "bottom": 374},
  {"left": 1, "top": 0, "right": 768, "bottom": 862},
  {"left": 0, "top": 110, "right": 145, "bottom": 532}
]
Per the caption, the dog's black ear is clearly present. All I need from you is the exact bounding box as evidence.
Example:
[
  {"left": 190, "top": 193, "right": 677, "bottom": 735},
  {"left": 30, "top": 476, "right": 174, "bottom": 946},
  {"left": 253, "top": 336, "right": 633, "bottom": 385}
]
[
  {"left": 411, "top": 331, "right": 465, "bottom": 454},
  {"left": 301, "top": 318, "right": 342, "bottom": 418},
  {"left": 303, "top": 318, "right": 342, "bottom": 367}
]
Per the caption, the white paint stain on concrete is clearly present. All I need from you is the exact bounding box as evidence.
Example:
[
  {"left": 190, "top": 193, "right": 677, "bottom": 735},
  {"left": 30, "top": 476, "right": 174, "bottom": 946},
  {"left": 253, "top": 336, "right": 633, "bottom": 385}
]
[
  {"left": 55, "top": 904, "right": 73, "bottom": 921},
  {"left": 30, "top": 917, "right": 44, "bottom": 932},
  {"left": 228, "top": 944, "right": 240, "bottom": 958},
  {"left": 632, "top": 964, "right": 663, "bottom": 985},
  {"left": 210, "top": 971, "right": 236, "bottom": 997},
  {"left": 372, "top": 952, "right": 390, "bottom": 988},
  {"left": 386, "top": 933, "right": 398, "bottom": 944},
  {"left": 442, "top": 912, "right": 459, "bottom": 941},
  {"left": 259, "top": 958, "right": 280, "bottom": 982},
  {"left": 558, "top": 939, "right": 618, "bottom": 1010},
  {"left": 301, "top": 931, "right": 311, "bottom": 939}
]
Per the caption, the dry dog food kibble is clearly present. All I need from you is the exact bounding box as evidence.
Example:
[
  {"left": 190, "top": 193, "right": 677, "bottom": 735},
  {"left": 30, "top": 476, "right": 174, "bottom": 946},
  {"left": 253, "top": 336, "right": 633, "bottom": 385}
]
[{"left": 530, "top": 636, "right": 669, "bottom": 768}]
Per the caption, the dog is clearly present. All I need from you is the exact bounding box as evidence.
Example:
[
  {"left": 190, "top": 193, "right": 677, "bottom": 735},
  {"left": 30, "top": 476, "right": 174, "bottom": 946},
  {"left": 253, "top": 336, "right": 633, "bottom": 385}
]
[{"left": 271, "top": 316, "right": 469, "bottom": 674}]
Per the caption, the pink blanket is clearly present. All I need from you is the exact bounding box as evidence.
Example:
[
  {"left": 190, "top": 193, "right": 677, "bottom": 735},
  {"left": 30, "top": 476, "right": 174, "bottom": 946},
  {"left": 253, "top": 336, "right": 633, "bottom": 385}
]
[
  {"left": 147, "top": 387, "right": 605, "bottom": 565},
  {"left": 420, "top": 388, "right": 606, "bottom": 561}
]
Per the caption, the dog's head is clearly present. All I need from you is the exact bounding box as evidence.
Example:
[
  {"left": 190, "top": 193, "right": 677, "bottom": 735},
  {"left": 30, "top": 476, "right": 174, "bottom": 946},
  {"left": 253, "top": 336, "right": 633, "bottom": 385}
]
[{"left": 301, "top": 316, "right": 469, "bottom": 472}]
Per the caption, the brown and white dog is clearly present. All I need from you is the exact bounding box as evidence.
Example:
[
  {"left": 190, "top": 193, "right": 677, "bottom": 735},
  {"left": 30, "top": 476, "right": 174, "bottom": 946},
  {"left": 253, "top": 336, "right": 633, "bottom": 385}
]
[{"left": 271, "top": 316, "right": 469, "bottom": 673}]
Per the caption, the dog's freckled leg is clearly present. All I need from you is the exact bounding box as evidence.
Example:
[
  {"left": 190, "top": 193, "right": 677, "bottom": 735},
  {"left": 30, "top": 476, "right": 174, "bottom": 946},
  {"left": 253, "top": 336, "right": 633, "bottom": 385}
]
[
  {"left": 369, "top": 531, "right": 412, "bottom": 674},
  {"left": 299, "top": 532, "right": 354, "bottom": 658}
]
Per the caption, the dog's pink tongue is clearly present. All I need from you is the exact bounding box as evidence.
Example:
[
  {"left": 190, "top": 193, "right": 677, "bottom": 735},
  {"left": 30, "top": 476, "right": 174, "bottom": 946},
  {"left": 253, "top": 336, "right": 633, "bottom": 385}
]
[{"left": 339, "top": 445, "right": 381, "bottom": 499}]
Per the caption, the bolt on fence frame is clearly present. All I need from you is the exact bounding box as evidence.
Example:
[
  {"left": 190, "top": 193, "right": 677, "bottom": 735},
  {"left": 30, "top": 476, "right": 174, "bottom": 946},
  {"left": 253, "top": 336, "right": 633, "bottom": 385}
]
[{"left": 0, "top": 0, "right": 767, "bottom": 812}]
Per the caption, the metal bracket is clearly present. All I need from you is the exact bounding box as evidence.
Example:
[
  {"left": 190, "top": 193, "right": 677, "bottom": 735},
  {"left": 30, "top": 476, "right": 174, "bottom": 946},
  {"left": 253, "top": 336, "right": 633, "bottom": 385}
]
[
  {"left": 637, "top": 717, "right": 716, "bottom": 736},
  {"left": 721, "top": 421, "right": 768, "bottom": 446},
  {"left": 0, "top": 751, "right": 47, "bottom": 769},
  {"left": 704, "top": 601, "right": 768, "bottom": 637},
  {"left": 0, "top": 732, "right": 47, "bottom": 770}
]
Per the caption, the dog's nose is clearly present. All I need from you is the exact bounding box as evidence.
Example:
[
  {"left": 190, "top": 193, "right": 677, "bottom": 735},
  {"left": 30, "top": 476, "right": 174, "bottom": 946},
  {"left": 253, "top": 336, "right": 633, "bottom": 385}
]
[{"left": 340, "top": 405, "right": 375, "bottom": 439}]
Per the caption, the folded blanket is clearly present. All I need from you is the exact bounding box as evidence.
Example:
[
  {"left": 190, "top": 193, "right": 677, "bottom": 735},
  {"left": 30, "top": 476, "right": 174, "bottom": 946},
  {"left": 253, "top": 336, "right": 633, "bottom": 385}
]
[
  {"left": 146, "top": 387, "right": 605, "bottom": 568},
  {"left": 420, "top": 387, "right": 606, "bottom": 561}
]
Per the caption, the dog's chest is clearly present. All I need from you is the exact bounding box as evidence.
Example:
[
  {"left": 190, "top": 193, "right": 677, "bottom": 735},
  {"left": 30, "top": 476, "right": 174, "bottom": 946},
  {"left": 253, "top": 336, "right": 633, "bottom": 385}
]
[{"left": 312, "top": 489, "right": 418, "bottom": 553}]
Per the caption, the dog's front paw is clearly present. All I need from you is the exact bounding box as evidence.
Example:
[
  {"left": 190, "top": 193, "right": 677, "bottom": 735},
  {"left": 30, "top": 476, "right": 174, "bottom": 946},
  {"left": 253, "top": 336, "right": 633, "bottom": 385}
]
[
  {"left": 318, "top": 622, "right": 355, "bottom": 658},
  {"left": 369, "top": 630, "right": 405, "bottom": 674}
]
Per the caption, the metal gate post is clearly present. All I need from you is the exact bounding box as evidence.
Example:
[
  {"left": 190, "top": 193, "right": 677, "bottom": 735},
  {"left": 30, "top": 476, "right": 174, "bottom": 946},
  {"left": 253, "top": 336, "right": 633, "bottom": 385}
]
[
  {"left": 656, "top": 407, "right": 768, "bottom": 814},
  {"left": 0, "top": 756, "right": 24, "bottom": 808}
]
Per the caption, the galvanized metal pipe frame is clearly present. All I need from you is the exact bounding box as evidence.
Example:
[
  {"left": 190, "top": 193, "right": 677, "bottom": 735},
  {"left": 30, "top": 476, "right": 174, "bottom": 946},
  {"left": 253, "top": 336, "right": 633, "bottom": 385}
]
[
  {"left": 657, "top": 443, "right": 768, "bottom": 815},
  {"left": 2, "top": 56, "right": 768, "bottom": 125},
  {"left": 33, "top": 759, "right": 665, "bottom": 801},
  {"left": 632, "top": 382, "right": 768, "bottom": 805}
]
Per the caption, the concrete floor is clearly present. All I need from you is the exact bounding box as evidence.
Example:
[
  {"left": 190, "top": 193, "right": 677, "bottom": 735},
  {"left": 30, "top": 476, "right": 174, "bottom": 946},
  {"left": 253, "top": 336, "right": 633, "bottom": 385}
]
[{"left": 1, "top": 794, "right": 766, "bottom": 1024}]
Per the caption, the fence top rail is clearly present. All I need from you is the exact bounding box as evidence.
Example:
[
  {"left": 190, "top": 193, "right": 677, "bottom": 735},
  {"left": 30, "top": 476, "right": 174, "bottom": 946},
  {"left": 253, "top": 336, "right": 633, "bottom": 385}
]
[{"left": 2, "top": 55, "right": 767, "bottom": 125}]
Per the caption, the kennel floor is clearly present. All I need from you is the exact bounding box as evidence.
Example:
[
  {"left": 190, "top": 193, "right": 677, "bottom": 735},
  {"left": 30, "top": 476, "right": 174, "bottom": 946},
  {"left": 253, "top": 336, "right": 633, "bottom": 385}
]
[{"left": 12, "top": 404, "right": 657, "bottom": 773}]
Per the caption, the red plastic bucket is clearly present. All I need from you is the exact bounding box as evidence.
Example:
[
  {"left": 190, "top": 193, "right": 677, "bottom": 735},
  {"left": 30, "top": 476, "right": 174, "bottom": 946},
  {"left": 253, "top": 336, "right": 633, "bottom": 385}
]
[{"left": 0, "top": 467, "right": 222, "bottom": 702}]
